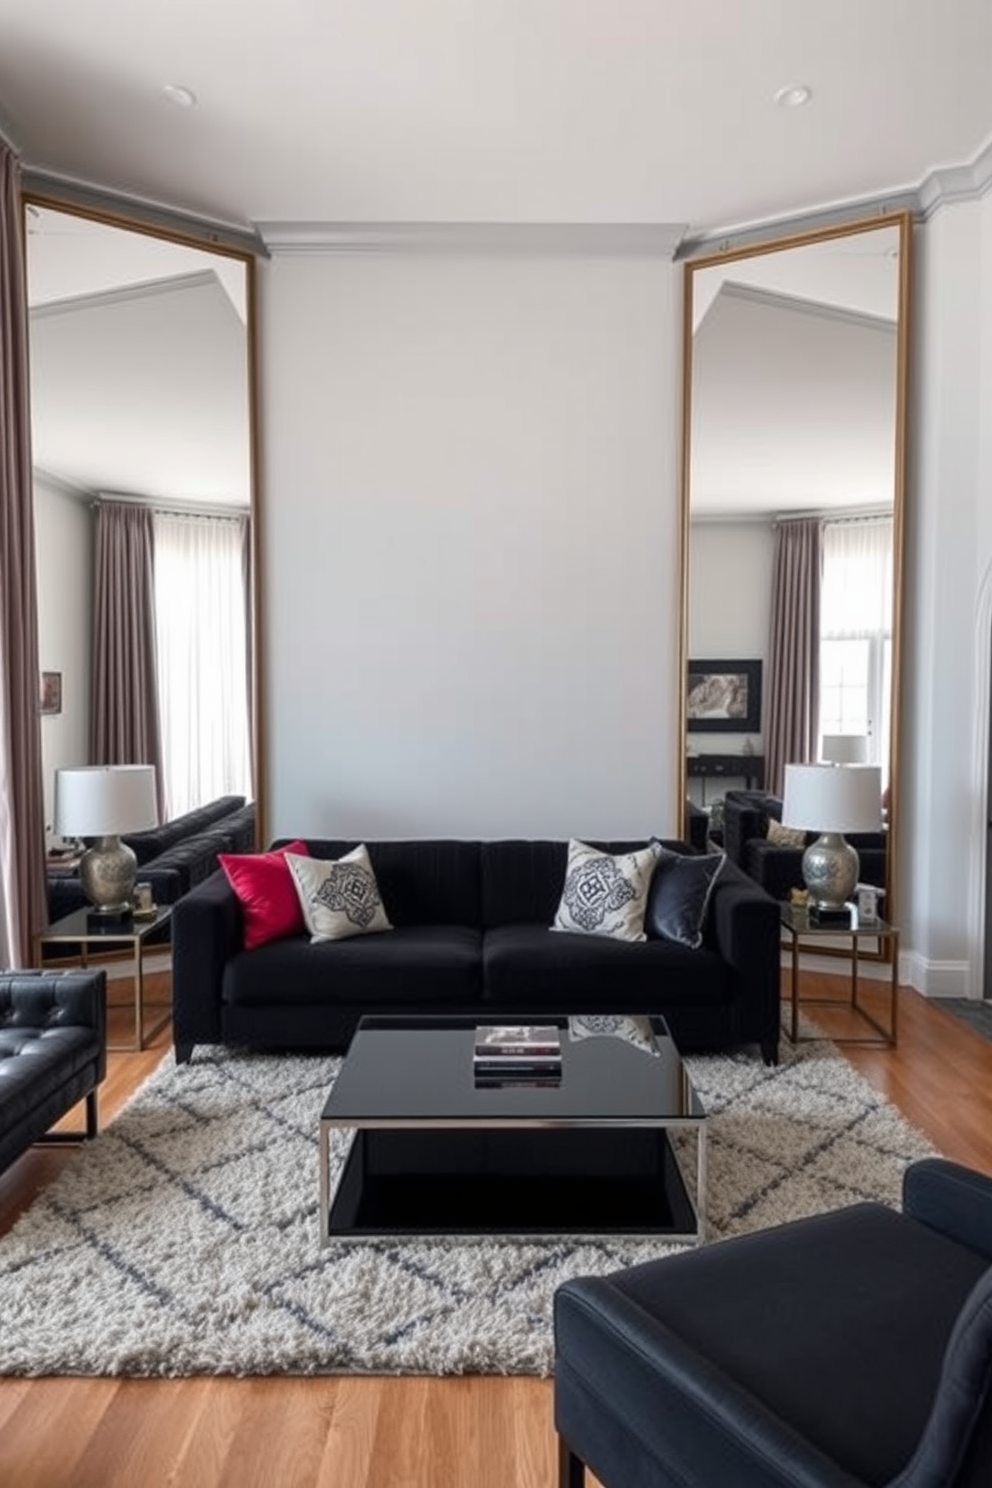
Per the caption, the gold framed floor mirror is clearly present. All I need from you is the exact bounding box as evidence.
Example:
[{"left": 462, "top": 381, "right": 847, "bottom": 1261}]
[
  {"left": 22, "top": 182, "right": 265, "bottom": 847},
  {"left": 678, "top": 209, "right": 912, "bottom": 942}
]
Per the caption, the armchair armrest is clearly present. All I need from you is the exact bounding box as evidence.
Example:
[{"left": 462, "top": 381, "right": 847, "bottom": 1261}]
[
  {"left": 556, "top": 1279, "right": 865, "bottom": 1488},
  {"left": 0, "top": 968, "right": 107, "bottom": 1039},
  {"left": 903, "top": 1158, "right": 992, "bottom": 1260}
]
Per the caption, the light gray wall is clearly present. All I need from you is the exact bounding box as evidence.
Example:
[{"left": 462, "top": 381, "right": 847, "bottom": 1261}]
[
  {"left": 33, "top": 477, "right": 92, "bottom": 839},
  {"left": 259, "top": 251, "right": 682, "bottom": 841},
  {"left": 902, "top": 193, "right": 992, "bottom": 998},
  {"left": 687, "top": 518, "right": 774, "bottom": 764}
]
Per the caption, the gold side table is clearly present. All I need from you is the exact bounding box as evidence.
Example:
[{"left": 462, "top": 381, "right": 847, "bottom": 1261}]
[
  {"left": 35, "top": 904, "right": 173, "bottom": 1051},
  {"left": 780, "top": 903, "right": 898, "bottom": 1047}
]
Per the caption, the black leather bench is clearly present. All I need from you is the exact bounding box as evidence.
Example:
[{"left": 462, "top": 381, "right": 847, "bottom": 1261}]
[{"left": 0, "top": 968, "right": 107, "bottom": 1175}]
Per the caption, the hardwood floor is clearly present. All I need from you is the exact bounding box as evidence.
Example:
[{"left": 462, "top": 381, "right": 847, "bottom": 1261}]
[{"left": 1, "top": 968, "right": 991, "bottom": 1488}]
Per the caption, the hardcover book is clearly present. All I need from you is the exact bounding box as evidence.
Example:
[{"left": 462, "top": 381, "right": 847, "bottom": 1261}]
[{"left": 473, "top": 1024, "right": 561, "bottom": 1059}]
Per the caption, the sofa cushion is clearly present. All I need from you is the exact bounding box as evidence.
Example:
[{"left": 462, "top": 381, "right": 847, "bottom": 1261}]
[
  {"left": 286, "top": 845, "right": 392, "bottom": 942},
  {"left": 222, "top": 925, "right": 484, "bottom": 1007},
  {"left": 482, "top": 924, "right": 729, "bottom": 1007},
  {"left": 219, "top": 839, "right": 310, "bottom": 949},
  {"left": 553, "top": 839, "right": 661, "bottom": 943},
  {"left": 279, "top": 840, "right": 483, "bottom": 928},
  {"left": 646, "top": 847, "right": 726, "bottom": 949},
  {"left": 481, "top": 839, "right": 689, "bottom": 929}
]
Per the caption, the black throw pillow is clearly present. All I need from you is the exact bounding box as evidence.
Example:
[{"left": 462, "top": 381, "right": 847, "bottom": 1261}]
[{"left": 645, "top": 845, "right": 726, "bottom": 948}]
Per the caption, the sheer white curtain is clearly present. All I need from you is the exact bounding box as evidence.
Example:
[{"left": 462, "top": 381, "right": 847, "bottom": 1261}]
[
  {"left": 153, "top": 511, "right": 252, "bottom": 818},
  {"left": 819, "top": 515, "right": 893, "bottom": 775}
]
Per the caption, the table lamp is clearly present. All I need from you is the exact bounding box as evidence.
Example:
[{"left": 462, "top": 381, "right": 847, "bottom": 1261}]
[
  {"left": 819, "top": 734, "right": 869, "bottom": 765},
  {"left": 54, "top": 765, "right": 158, "bottom": 919},
  {"left": 781, "top": 763, "right": 882, "bottom": 920}
]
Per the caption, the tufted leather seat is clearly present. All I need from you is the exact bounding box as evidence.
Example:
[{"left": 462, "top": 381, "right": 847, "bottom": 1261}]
[{"left": 0, "top": 969, "right": 106, "bottom": 1175}]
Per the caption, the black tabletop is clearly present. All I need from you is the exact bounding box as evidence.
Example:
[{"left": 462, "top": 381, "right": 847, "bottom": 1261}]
[{"left": 322, "top": 1014, "right": 704, "bottom": 1125}]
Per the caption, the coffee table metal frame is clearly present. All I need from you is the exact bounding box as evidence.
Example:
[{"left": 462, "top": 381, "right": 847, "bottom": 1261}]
[
  {"left": 320, "top": 1014, "right": 706, "bottom": 1246},
  {"left": 34, "top": 904, "right": 173, "bottom": 1052}
]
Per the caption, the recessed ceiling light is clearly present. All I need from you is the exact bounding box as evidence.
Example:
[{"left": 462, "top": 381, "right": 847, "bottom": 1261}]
[
  {"left": 162, "top": 83, "right": 197, "bottom": 108},
  {"left": 774, "top": 84, "right": 812, "bottom": 109}
]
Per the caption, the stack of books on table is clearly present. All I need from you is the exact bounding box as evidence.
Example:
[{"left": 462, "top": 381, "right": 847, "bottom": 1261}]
[{"left": 473, "top": 1024, "right": 563, "bottom": 1087}]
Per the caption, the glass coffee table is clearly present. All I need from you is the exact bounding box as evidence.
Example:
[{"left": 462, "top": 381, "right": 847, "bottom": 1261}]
[{"left": 319, "top": 1014, "right": 706, "bottom": 1245}]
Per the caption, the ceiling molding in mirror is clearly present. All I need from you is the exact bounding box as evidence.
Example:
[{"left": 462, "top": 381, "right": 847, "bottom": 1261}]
[
  {"left": 679, "top": 211, "right": 911, "bottom": 939},
  {"left": 24, "top": 186, "right": 264, "bottom": 846}
]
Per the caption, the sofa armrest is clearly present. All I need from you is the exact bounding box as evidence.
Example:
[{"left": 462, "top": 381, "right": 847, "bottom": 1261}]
[
  {"left": 707, "top": 861, "right": 781, "bottom": 1055},
  {"left": 172, "top": 870, "right": 243, "bottom": 1058},
  {"left": 722, "top": 792, "right": 781, "bottom": 866},
  {"left": 903, "top": 1158, "right": 992, "bottom": 1260}
]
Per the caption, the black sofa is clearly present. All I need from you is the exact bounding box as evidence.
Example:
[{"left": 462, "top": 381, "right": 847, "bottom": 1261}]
[
  {"left": 0, "top": 968, "right": 107, "bottom": 1176},
  {"left": 47, "top": 794, "right": 257, "bottom": 925},
  {"left": 722, "top": 789, "right": 887, "bottom": 901},
  {"left": 172, "top": 837, "right": 782, "bottom": 1066}
]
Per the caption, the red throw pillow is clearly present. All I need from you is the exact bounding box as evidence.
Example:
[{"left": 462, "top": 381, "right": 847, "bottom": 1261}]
[{"left": 218, "top": 839, "right": 310, "bottom": 949}]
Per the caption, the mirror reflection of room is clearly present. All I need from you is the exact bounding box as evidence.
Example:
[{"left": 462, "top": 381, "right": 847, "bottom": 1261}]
[
  {"left": 27, "top": 204, "right": 255, "bottom": 854},
  {"left": 683, "top": 219, "right": 905, "bottom": 901}
]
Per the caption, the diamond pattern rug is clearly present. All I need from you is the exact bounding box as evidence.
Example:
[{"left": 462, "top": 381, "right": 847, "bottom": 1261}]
[{"left": 0, "top": 1029, "right": 935, "bottom": 1377}]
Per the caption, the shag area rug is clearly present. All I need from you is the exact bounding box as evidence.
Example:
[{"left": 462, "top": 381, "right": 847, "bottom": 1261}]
[{"left": 0, "top": 1032, "right": 935, "bottom": 1377}]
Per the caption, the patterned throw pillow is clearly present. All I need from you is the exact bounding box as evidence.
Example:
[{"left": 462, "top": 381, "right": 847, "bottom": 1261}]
[
  {"left": 645, "top": 846, "right": 726, "bottom": 949},
  {"left": 285, "top": 845, "right": 392, "bottom": 943},
  {"left": 552, "top": 839, "right": 661, "bottom": 943},
  {"left": 766, "top": 819, "right": 808, "bottom": 849}
]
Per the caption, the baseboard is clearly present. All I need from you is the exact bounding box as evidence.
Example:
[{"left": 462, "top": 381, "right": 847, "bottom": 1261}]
[
  {"left": 779, "top": 946, "right": 974, "bottom": 997},
  {"left": 902, "top": 951, "right": 974, "bottom": 999}
]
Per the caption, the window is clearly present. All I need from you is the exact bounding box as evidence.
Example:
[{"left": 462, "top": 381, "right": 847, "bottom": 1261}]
[
  {"left": 153, "top": 511, "right": 252, "bottom": 818},
  {"left": 818, "top": 516, "right": 892, "bottom": 782}
]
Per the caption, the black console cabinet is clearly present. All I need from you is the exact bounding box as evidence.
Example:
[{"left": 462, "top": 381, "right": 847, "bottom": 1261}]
[{"left": 687, "top": 754, "right": 765, "bottom": 800}]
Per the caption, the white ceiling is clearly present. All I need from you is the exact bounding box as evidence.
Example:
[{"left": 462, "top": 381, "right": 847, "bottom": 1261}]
[
  {"left": 27, "top": 208, "right": 250, "bottom": 508},
  {"left": 0, "top": 1, "right": 991, "bottom": 236},
  {"left": 689, "top": 222, "right": 901, "bottom": 518}
]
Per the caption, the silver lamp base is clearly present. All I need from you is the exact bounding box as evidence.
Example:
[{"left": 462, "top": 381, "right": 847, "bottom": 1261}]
[
  {"left": 79, "top": 835, "right": 138, "bottom": 914},
  {"left": 801, "top": 832, "right": 860, "bottom": 912}
]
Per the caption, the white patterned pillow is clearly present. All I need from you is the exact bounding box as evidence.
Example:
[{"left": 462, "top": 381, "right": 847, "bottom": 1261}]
[
  {"left": 285, "top": 845, "right": 392, "bottom": 943},
  {"left": 552, "top": 839, "right": 661, "bottom": 943}
]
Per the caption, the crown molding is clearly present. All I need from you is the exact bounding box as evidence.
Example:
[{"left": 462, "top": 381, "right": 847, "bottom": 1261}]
[
  {"left": 258, "top": 221, "right": 688, "bottom": 258},
  {"left": 917, "top": 133, "right": 992, "bottom": 219},
  {"left": 678, "top": 192, "right": 917, "bottom": 261},
  {"left": 32, "top": 466, "right": 92, "bottom": 500},
  {"left": 0, "top": 105, "right": 22, "bottom": 155},
  {"left": 21, "top": 167, "right": 267, "bottom": 259},
  {"left": 30, "top": 269, "right": 219, "bottom": 319},
  {"left": 720, "top": 281, "right": 898, "bottom": 333}
]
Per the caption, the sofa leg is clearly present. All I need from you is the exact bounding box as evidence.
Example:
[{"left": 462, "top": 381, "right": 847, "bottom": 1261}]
[
  {"left": 174, "top": 1042, "right": 194, "bottom": 1065},
  {"left": 558, "top": 1436, "right": 585, "bottom": 1488},
  {"left": 761, "top": 1037, "right": 779, "bottom": 1066},
  {"left": 85, "top": 1089, "right": 98, "bottom": 1138}
]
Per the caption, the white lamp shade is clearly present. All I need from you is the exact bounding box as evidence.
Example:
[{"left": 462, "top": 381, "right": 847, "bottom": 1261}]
[
  {"left": 820, "top": 733, "right": 869, "bottom": 765},
  {"left": 55, "top": 765, "right": 159, "bottom": 837},
  {"left": 781, "top": 763, "right": 882, "bottom": 834}
]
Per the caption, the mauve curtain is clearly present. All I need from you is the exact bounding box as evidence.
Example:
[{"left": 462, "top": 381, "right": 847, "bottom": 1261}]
[
  {"left": 92, "top": 501, "right": 165, "bottom": 818},
  {"left": 0, "top": 142, "right": 48, "bottom": 961},
  {"left": 766, "top": 517, "right": 822, "bottom": 797}
]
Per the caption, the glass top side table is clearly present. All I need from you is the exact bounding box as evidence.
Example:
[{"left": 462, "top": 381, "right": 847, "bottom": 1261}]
[
  {"left": 34, "top": 904, "right": 173, "bottom": 1052},
  {"left": 779, "top": 903, "right": 898, "bottom": 1047}
]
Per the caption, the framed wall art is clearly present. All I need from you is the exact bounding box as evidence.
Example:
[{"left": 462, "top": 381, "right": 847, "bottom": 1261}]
[
  {"left": 687, "top": 659, "right": 762, "bottom": 733},
  {"left": 40, "top": 670, "right": 62, "bottom": 716}
]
